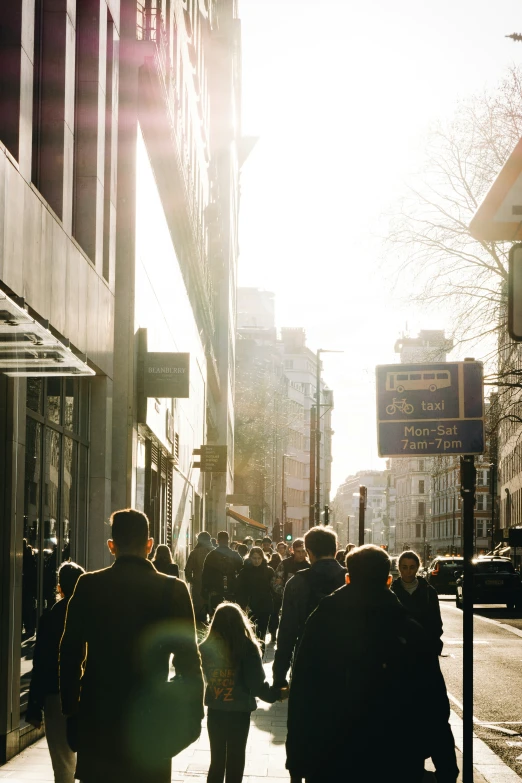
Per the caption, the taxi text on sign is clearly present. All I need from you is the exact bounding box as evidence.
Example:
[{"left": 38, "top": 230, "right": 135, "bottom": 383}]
[
  {"left": 469, "top": 136, "right": 522, "bottom": 242},
  {"left": 376, "top": 362, "right": 484, "bottom": 458}
]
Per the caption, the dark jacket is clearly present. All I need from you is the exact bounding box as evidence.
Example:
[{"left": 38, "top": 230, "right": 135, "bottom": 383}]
[
  {"left": 200, "top": 636, "right": 280, "bottom": 712},
  {"left": 26, "top": 598, "right": 68, "bottom": 724},
  {"left": 60, "top": 556, "right": 203, "bottom": 783},
  {"left": 391, "top": 576, "right": 444, "bottom": 655},
  {"left": 281, "top": 554, "right": 310, "bottom": 583},
  {"left": 273, "top": 557, "right": 346, "bottom": 686},
  {"left": 153, "top": 561, "right": 180, "bottom": 578},
  {"left": 201, "top": 545, "right": 244, "bottom": 601},
  {"left": 286, "top": 584, "right": 453, "bottom": 780},
  {"left": 236, "top": 562, "right": 275, "bottom": 615},
  {"left": 185, "top": 541, "right": 214, "bottom": 615}
]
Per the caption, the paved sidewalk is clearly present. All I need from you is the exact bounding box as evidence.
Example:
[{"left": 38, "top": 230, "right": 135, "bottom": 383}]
[{"left": 0, "top": 645, "right": 504, "bottom": 782}]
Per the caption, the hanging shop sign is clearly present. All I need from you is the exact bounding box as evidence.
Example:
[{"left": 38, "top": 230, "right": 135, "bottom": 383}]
[
  {"left": 193, "top": 445, "right": 228, "bottom": 472},
  {"left": 143, "top": 352, "right": 190, "bottom": 398}
]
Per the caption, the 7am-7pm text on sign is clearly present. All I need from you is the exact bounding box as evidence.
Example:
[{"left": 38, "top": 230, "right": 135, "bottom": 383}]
[{"left": 376, "top": 361, "right": 484, "bottom": 458}]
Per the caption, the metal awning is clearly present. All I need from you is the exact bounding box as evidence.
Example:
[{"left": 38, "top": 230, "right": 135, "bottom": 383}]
[
  {"left": 226, "top": 508, "right": 267, "bottom": 532},
  {"left": 0, "top": 291, "right": 95, "bottom": 377}
]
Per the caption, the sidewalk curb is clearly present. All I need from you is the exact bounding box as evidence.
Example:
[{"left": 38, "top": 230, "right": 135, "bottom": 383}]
[{"left": 449, "top": 710, "right": 520, "bottom": 783}]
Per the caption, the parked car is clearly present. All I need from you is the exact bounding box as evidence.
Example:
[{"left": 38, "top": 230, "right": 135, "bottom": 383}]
[
  {"left": 455, "top": 556, "right": 522, "bottom": 610},
  {"left": 426, "top": 556, "right": 464, "bottom": 594}
]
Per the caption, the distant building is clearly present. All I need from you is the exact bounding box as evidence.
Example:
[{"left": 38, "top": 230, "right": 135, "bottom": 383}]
[
  {"left": 332, "top": 469, "right": 395, "bottom": 548},
  {"left": 235, "top": 290, "right": 334, "bottom": 541}
]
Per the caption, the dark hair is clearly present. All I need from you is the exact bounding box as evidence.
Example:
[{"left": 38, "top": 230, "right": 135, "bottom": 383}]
[
  {"left": 255, "top": 539, "right": 263, "bottom": 546},
  {"left": 249, "top": 546, "right": 267, "bottom": 565},
  {"left": 292, "top": 538, "right": 305, "bottom": 550},
  {"left": 237, "top": 543, "right": 248, "bottom": 557},
  {"left": 198, "top": 531, "right": 212, "bottom": 543},
  {"left": 153, "top": 544, "right": 172, "bottom": 564},
  {"left": 243, "top": 537, "right": 253, "bottom": 545},
  {"left": 335, "top": 549, "right": 347, "bottom": 566},
  {"left": 398, "top": 550, "right": 421, "bottom": 568},
  {"left": 346, "top": 544, "right": 390, "bottom": 586},
  {"left": 270, "top": 552, "right": 282, "bottom": 569},
  {"left": 203, "top": 602, "right": 260, "bottom": 665},
  {"left": 58, "top": 562, "right": 85, "bottom": 599},
  {"left": 262, "top": 536, "right": 272, "bottom": 544},
  {"left": 304, "top": 526, "right": 337, "bottom": 559},
  {"left": 217, "top": 530, "right": 229, "bottom": 544},
  {"left": 110, "top": 509, "right": 149, "bottom": 551},
  {"left": 345, "top": 543, "right": 356, "bottom": 553}
]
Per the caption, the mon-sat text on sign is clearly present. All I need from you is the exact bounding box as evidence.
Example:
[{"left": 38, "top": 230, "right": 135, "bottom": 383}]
[{"left": 376, "top": 362, "right": 484, "bottom": 457}]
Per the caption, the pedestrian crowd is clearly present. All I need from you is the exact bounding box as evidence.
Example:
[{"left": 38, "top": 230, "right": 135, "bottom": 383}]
[{"left": 27, "top": 508, "right": 458, "bottom": 783}]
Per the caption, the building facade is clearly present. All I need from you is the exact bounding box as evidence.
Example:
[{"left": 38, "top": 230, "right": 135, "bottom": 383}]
[
  {"left": 235, "top": 290, "right": 334, "bottom": 541},
  {"left": 332, "top": 468, "right": 395, "bottom": 548},
  {"left": 0, "top": 0, "right": 242, "bottom": 762}
]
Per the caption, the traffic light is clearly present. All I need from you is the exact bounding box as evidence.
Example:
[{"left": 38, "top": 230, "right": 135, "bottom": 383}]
[
  {"left": 324, "top": 505, "right": 330, "bottom": 524},
  {"left": 284, "top": 521, "right": 293, "bottom": 542}
]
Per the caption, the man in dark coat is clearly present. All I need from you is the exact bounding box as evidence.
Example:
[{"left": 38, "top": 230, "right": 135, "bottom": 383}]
[
  {"left": 273, "top": 526, "right": 345, "bottom": 688},
  {"left": 201, "top": 530, "right": 243, "bottom": 613},
  {"left": 60, "top": 509, "right": 203, "bottom": 783},
  {"left": 185, "top": 531, "right": 214, "bottom": 622},
  {"left": 286, "top": 544, "right": 458, "bottom": 783}
]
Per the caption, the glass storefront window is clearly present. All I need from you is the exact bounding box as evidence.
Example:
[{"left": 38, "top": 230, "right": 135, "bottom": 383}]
[
  {"left": 26, "top": 378, "right": 43, "bottom": 414},
  {"left": 45, "top": 377, "right": 61, "bottom": 424},
  {"left": 20, "top": 377, "right": 89, "bottom": 722}
]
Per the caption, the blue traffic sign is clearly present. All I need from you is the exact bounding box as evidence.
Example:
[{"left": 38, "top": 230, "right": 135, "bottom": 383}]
[{"left": 376, "top": 362, "right": 484, "bottom": 457}]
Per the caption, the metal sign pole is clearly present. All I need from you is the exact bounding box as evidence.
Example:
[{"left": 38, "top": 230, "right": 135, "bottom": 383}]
[
  {"left": 358, "top": 486, "right": 366, "bottom": 546},
  {"left": 460, "top": 454, "right": 476, "bottom": 783}
]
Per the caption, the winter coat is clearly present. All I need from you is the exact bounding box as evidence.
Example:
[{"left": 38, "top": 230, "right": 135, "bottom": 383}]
[
  {"left": 60, "top": 556, "right": 203, "bottom": 783},
  {"left": 273, "top": 555, "right": 310, "bottom": 598},
  {"left": 26, "top": 598, "right": 68, "bottom": 724},
  {"left": 200, "top": 636, "right": 280, "bottom": 712},
  {"left": 236, "top": 562, "right": 275, "bottom": 616},
  {"left": 286, "top": 583, "right": 454, "bottom": 781},
  {"left": 201, "top": 545, "right": 244, "bottom": 602},
  {"left": 272, "top": 558, "right": 346, "bottom": 686},
  {"left": 391, "top": 576, "right": 444, "bottom": 655},
  {"left": 153, "top": 561, "right": 180, "bottom": 578},
  {"left": 185, "top": 541, "right": 214, "bottom": 614}
]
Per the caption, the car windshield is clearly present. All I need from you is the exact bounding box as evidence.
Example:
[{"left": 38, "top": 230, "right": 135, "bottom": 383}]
[
  {"left": 441, "top": 562, "right": 462, "bottom": 570},
  {"left": 475, "top": 561, "right": 514, "bottom": 574}
]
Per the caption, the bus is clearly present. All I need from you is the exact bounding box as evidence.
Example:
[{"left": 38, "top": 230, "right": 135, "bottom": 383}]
[{"left": 385, "top": 370, "right": 451, "bottom": 393}]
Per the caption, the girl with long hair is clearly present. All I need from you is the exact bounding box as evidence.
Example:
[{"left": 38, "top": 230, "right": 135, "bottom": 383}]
[{"left": 200, "top": 603, "right": 286, "bottom": 783}]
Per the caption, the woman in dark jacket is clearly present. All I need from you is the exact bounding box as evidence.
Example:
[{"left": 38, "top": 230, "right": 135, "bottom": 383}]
[
  {"left": 185, "top": 532, "right": 214, "bottom": 622},
  {"left": 27, "top": 561, "right": 85, "bottom": 783},
  {"left": 152, "top": 544, "right": 179, "bottom": 577},
  {"left": 390, "top": 550, "right": 443, "bottom": 656},
  {"left": 236, "top": 546, "right": 275, "bottom": 653}
]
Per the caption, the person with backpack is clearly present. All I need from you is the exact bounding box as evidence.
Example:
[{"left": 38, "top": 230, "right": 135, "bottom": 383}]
[
  {"left": 272, "top": 526, "right": 345, "bottom": 688},
  {"left": 390, "top": 549, "right": 444, "bottom": 656},
  {"left": 26, "top": 562, "right": 85, "bottom": 783},
  {"left": 201, "top": 530, "right": 244, "bottom": 615},
  {"left": 236, "top": 546, "right": 276, "bottom": 653},
  {"left": 285, "top": 545, "right": 458, "bottom": 783},
  {"left": 200, "top": 603, "right": 287, "bottom": 783}
]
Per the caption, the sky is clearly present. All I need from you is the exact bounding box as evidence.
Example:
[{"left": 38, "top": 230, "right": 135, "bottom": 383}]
[{"left": 237, "top": 0, "right": 522, "bottom": 494}]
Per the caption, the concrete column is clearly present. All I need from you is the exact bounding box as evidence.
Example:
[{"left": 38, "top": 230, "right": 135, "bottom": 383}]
[
  {"left": 74, "top": 0, "right": 107, "bottom": 268},
  {"left": 111, "top": 4, "right": 140, "bottom": 511},
  {"left": 87, "top": 375, "right": 113, "bottom": 570}
]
